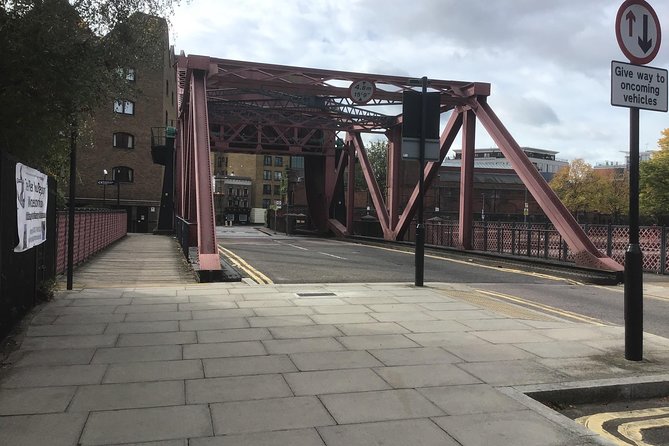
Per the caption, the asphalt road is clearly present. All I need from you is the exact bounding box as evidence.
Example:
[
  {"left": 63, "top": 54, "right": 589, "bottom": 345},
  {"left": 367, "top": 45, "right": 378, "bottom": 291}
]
[{"left": 217, "top": 227, "right": 669, "bottom": 339}]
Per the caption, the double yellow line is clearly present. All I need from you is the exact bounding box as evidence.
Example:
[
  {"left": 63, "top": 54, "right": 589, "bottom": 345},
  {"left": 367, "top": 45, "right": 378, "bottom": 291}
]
[
  {"left": 217, "top": 244, "right": 273, "bottom": 284},
  {"left": 476, "top": 289, "right": 605, "bottom": 325}
]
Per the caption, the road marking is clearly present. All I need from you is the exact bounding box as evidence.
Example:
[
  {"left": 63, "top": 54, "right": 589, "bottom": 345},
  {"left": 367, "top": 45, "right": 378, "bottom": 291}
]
[
  {"left": 577, "top": 407, "right": 669, "bottom": 446},
  {"left": 318, "top": 252, "right": 347, "bottom": 260},
  {"left": 619, "top": 417, "right": 669, "bottom": 446},
  {"left": 591, "top": 284, "right": 669, "bottom": 304},
  {"left": 475, "top": 289, "right": 606, "bottom": 325},
  {"left": 348, "top": 242, "right": 583, "bottom": 284},
  {"left": 285, "top": 243, "right": 309, "bottom": 251},
  {"left": 217, "top": 244, "right": 273, "bottom": 285}
]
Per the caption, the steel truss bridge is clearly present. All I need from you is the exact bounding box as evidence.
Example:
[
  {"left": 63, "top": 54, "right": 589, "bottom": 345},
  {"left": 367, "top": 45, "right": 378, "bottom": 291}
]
[{"left": 170, "top": 54, "right": 622, "bottom": 276}]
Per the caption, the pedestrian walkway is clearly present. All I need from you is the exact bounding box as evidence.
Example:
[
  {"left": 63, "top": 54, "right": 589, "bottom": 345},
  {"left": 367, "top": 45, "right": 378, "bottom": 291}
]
[
  {"left": 3, "top": 235, "right": 669, "bottom": 445},
  {"left": 58, "top": 233, "right": 196, "bottom": 289}
]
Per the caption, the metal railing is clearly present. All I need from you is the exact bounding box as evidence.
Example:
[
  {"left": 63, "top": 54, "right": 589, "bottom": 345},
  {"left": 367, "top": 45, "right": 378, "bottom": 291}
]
[{"left": 405, "top": 220, "right": 669, "bottom": 274}]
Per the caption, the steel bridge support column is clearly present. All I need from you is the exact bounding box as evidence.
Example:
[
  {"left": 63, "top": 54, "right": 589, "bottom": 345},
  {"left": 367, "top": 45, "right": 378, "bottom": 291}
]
[
  {"left": 459, "top": 109, "right": 476, "bottom": 249},
  {"left": 387, "top": 125, "right": 402, "bottom": 230},
  {"left": 346, "top": 145, "right": 355, "bottom": 233},
  {"left": 189, "top": 69, "right": 220, "bottom": 271}
]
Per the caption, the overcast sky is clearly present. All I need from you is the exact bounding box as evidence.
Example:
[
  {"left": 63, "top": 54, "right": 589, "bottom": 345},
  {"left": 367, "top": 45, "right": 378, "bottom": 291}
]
[{"left": 170, "top": 0, "right": 669, "bottom": 165}]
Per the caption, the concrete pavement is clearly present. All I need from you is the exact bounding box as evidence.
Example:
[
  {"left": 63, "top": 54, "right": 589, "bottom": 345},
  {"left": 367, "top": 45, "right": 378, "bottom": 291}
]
[{"left": 3, "top": 233, "right": 669, "bottom": 445}]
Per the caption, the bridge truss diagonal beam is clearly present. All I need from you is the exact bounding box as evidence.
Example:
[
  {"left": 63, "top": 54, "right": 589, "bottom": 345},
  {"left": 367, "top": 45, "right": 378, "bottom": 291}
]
[{"left": 473, "top": 99, "right": 623, "bottom": 272}]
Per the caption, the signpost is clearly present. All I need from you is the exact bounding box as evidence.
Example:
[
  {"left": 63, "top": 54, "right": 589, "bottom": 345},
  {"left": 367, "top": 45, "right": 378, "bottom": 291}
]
[
  {"left": 613, "top": 0, "right": 666, "bottom": 361},
  {"left": 402, "top": 77, "right": 441, "bottom": 286}
]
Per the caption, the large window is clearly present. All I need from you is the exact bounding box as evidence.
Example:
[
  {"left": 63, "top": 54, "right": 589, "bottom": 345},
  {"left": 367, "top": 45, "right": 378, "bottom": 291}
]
[
  {"left": 262, "top": 184, "right": 271, "bottom": 195},
  {"left": 275, "top": 156, "right": 283, "bottom": 167},
  {"left": 290, "top": 156, "right": 304, "bottom": 169},
  {"left": 263, "top": 155, "right": 272, "bottom": 166},
  {"left": 263, "top": 170, "right": 271, "bottom": 180},
  {"left": 274, "top": 171, "right": 282, "bottom": 181},
  {"left": 112, "top": 166, "right": 134, "bottom": 183},
  {"left": 113, "top": 100, "right": 134, "bottom": 115},
  {"left": 274, "top": 185, "right": 281, "bottom": 196},
  {"left": 112, "top": 132, "right": 134, "bottom": 149},
  {"left": 262, "top": 199, "right": 271, "bottom": 209}
]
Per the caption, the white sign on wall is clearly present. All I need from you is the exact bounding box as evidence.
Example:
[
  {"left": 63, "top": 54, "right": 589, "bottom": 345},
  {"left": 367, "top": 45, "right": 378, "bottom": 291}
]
[
  {"left": 15, "top": 163, "right": 48, "bottom": 252},
  {"left": 611, "top": 60, "right": 668, "bottom": 112}
]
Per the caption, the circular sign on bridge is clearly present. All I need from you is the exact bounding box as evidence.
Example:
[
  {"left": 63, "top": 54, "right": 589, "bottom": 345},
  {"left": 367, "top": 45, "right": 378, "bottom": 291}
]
[
  {"left": 615, "top": 0, "right": 662, "bottom": 65},
  {"left": 349, "top": 80, "right": 375, "bottom": 104}
]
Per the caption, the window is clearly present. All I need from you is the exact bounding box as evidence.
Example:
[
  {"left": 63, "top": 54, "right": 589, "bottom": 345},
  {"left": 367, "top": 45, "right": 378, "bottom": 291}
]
[
  {"left": 241, "top": 200, "right": 248, "bottom": 208},
  {"left": 228, "top": 187, "right": 233, "bottom": 196},
  {"left": 274, "top": 171, "right": 282, "bottom": 181},
  {"left": 113, "top": 100, "right": 134, "bottom": 115},
  {"left": 262, "top": 199, "right": 271, "bottom": 209},
  {"left": 290, "top": 156, "right": 304, "bottom": 169},
  {"left": 112, "top": 166, "right": 134, "bottom": 183},
  {"left": 112, "top": 132, "right": 134, "bottom": 149},
  {"left": 263, "top": 170, "right": 271, "bottom": 180},
  {"left": 166, "top": 79, "right": 169, "bottom": 96},
  {"left": 275, "top": 157, "right": 283, "bottom": 167},
  {"left": 243, "top": 188, "right": 249, "bottom": 196},
  {"left": 263, "top": 155, "right": 272, "bottom": 166},
  {"left": 116, "top": 67, "right": 135, "bottom": 81},
  {"left": 274, "top": 185, "right": 281, "bottom": 196},
  {"left": 263, "top": 184, "right": 272, "bottom": 195}
]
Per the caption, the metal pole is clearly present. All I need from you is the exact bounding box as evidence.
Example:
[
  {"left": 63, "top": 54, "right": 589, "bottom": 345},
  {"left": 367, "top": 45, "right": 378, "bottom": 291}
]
[
  {"left": 415, "top": 76, "right": 427, "bottom": 287},
  {"left": 66, "top": 124, "right": 77, "bottom": 290},
  {"left": 103, "top": 171, "right": 107, "bottom": 207},
  {"left": 116, "top": 172, "right": 120, "bottom": 208},
  {"left": 625, "top": 106, "right": 643, "bottom": 361}
]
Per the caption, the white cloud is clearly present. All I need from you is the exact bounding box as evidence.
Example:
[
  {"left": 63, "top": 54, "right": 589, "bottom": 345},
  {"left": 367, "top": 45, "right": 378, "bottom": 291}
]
[{"left": 171, "top": 0, "right": 669, "bottom": 164}]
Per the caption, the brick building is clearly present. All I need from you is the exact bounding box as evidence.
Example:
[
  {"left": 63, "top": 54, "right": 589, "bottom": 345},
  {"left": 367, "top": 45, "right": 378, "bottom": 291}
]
[{"left": 76, "top": 16, "right": 177, "bottom": 233}]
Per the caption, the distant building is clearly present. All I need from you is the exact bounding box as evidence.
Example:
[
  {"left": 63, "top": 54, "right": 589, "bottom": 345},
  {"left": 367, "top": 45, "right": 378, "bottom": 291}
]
[{"left": 444, "top": 147, "right": 568, "bottom": 181}]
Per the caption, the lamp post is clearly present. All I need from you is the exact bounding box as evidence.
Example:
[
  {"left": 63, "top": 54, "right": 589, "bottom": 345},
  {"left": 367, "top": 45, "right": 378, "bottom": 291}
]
[
  {"left": 103, "top": 169, "right": 108, "bottom": 207},
  {"left": 481, "top": 192, "right": 485, "bottom": 221}
]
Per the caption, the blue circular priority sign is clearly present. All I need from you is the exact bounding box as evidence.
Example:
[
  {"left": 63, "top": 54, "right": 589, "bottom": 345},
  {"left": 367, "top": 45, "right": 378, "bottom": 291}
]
[{"left": 615, "top": 0, "right": 662, "bottom": 65}]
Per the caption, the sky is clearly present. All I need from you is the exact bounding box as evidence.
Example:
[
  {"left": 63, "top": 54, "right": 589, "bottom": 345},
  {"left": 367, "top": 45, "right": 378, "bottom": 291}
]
[{"left": 169, "top": 0, "right": 669, "bottom": 165}]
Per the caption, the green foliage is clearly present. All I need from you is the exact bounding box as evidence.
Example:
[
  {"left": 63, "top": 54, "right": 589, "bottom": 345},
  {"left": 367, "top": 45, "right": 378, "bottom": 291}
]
[
  {"left": 640, "top": 149, "right": 669, "bottom": 221},
  {"left": 355, "top": 139, "right": 388, "bottom": 196},
  {"left": 0, "top": 0, "right": 179, "bottom": 178},
  {"left": 550, "top": 158, "right": 628, "bottom": 220}
]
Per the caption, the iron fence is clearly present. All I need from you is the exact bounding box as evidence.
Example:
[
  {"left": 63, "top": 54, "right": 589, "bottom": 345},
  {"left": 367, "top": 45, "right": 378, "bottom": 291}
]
[{"left": 417, "top": 220, "right": 669, "bottom": 274}]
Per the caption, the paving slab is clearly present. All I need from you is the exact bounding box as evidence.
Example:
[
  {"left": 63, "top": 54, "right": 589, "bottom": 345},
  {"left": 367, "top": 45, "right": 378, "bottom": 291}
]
[
  {"left": 104, "top": 359, "right": 204, "bottom": 383},
  {"left": 190, "top": 428, "right": 325, "bottom": 446},
  {"left": 180, "top": 318, "right": 249, "bottom": 331},
  {"left": 268, "top": 324, "right": 343, "bottom": 339},
  {"left": 105, "top": 320, "right": 179, "bottom": 334},
  {"left": 0, "top": 364, "right": 107, "bottom": 388},
  {"left": 26, "top": 323, "right": 107, "bottom": 337},
  {"left": 318, "top": 418, "right": 460, "bottom": 446},
  {"left": 289, "top": 350, "right": 383, "bottom": 371},
  {"left": 203, "top": 355, "right": 297, "bottom": 377},
  {"left": 68, "top": 380, "right": 184, "bottom": 412},
  {"left": 19, "top": 334, "right": 118, "bottom": 350},
  {"left": 369, "top": 346, "right": 462, "bottom": 366},
  {"left": 124, "top": 311, "right": 192, "bottom": 322},
  {"left": 0, "top": 386, "right": 76, "bottom": 415},
  {"left": 335, "top": 322, "right": 409, "bottom": 335},
  {"left": 284, "top": 368, "right": 390, "bottom": 395},
  {"left": 262, "top": 337, "right": 344, "bottom": 354},
  {"left": 444, "top": 342, "right": 536, "bottom": 362},
  {"left": 117, "top": 331, "right": 197, "bottom": 347},
  {"left": 418, "top": 383, "right": 529, "bottom": 415},
  {"left": 210, "top": 396, "right": 335, "bottom": 435},
  {"left": 186, "top": 374, "right": 292, "bottom": 403},
  {"left": 336, "top": 334, "right": 419, "bottom": 350},
  {"left": 0, "top": 413, "right": 87, "bottom": 446},
  {"left": 183, "top": 341, "right": 266, "bottom": 359},
  {"left": 92, "top": 345, "right": 182, "bottom": 363},
  {"left": 11, "top": 347, "right": 95, "bottom": 366},
  {"left": 319, "top": 389, "right": 444, "bottom": 424},
  {"left": 374, "top": 363, "right": 481, "bottom": 388},
  {"left": 458, "top": 359, "right": 569, "bottom": 386},
  {"left": 80, "top": 404, "right": 212, "bottom": 445},
  {"left": 248, "top": 315, "right": 315, "bottom": 327},
  {"left": 433, "top": 410, "right": 579, "bottom": 446},
  {"left": 197, "top": 327, "right": 272, "bottom": 343}
]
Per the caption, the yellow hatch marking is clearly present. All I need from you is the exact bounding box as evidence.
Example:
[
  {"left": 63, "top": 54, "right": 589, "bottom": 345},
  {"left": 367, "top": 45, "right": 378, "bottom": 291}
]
[
  {"left": 218, "top": 245, "right": 273, "bottom": 285},
  {"left": 577, "top": 407, "right": 669, "bottom": 446}
]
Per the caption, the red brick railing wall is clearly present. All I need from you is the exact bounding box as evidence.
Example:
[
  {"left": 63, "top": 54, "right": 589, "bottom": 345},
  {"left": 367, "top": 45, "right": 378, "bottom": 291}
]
[{"left": 56, "top": 210, "right": 127, "bottom": 275}]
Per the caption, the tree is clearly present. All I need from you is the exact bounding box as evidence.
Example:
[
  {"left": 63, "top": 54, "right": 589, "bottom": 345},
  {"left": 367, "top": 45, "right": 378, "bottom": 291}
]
[
  {"left": 0, "top": 0, "right": 179, "bottom": 173},
  {"left": 596, "top": 169, "right": 629, "bottom": 222},
  {"left": 550, "top": 159, "right": 602, "bottom": 219},
  {"left": 355, "top": 140, "right": 388, "bottom": 197},
  {"left": 640, "top": 149, "right": 669, "bottom": 221}
]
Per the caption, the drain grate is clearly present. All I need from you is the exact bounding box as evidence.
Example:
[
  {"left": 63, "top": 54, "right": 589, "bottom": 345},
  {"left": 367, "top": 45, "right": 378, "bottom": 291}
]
[{"left": 295, "top": 292, "right": 337, "bottom": 298}]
